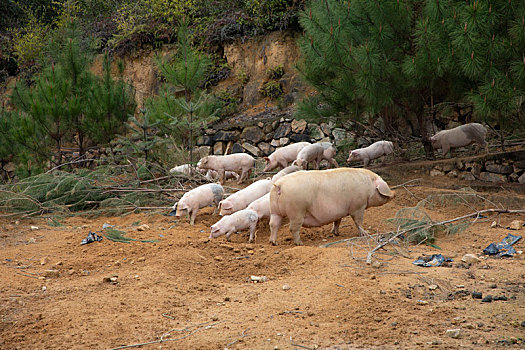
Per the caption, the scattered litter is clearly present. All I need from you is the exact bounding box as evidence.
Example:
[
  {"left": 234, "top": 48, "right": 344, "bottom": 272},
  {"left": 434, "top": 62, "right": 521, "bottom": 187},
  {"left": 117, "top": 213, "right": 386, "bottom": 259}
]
[
  {"left": 250, "top": 275, "right": 268, "bottom": 283},
  {"left": 483, "top": 233, "right": 522, "bottom": 257},
  {"left": 30, "top": 226, "right": 39, "bottom": 231},
  {"left": 81, "top": 232, "right": 103, "bottom": 245},
  {"left": 167, "top": 210, "right": 177, "bottom": 216},
  {"left": 102, "top": 223, "right": 114, "bottom": 229},
  {"left": 413, "top": 254, "right": 453, "bottom": 267}
]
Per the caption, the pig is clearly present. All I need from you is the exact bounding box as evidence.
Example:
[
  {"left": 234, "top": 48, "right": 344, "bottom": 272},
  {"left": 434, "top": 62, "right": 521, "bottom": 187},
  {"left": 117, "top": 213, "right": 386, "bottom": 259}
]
[
  {"left": 169, "top": 183, "right": 224, "bottom": 225},
  {"left": 318, "top": 142, "right": 339, "bottom": 168},
  {"left": 204, "top": 169, "right": 240, "bottom": 182},
  {"left": 271, "top": 165, "right": 301, "bottom": 184},
  {"left": 197, "top": 153, "right": 255, "bottom": 184},
  {"left": 209, "top": 209, "right": 259, "bottom": 242},
  {"left": 292, "top": 143, "right": 325, "bottom": 169},
  {"left": 263, "top": 142, "right": 311, "bottom": 172},
  {"left": 219, "top": 179, "right": 272, "bottom": 216},
  {"left": 269, "top": 168, "right": 394, "bottom": 245},
  {"left": 169, "top": 164, "right": 196, "bottom": 176},
  {"left": 347, "top": 140, "right": 394, "bottom": 167},
  {"left": 430, "top": 123, "right": 488, "bottom": 157},
  {"left": 246, "top": 193, "right": 271, "bottom": 242}
]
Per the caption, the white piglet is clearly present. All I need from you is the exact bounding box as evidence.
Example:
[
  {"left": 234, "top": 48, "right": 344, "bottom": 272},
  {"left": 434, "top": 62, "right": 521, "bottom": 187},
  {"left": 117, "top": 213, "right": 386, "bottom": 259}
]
[
  {"left": 210, "top": 209, "right": 259, "bottom": 242},
  {"left": 170, "top": 183, "right": 224, "bottom": 225},
  {"left": 292, "top": 143, "right": 325, "bottom": 170},
  {"left": 347, "top": 140, "right": 394, "bottom": 167},
  {"left": 197, "top": 153, "right": 255, "bottom": 184},
  {"left": 219, "top": 179, "right": 272, "bottom": 216},
  {"left": 263, "top": 142, "right": 310, "bottom": 172}
]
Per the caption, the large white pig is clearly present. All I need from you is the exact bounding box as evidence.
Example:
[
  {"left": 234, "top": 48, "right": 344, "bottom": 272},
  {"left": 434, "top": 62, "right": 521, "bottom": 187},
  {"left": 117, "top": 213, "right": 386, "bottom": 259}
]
[
  {"left": 269, "top": 168, "right": 394, "bottom": 245},
  {"left": 430, "top": 123, "right": 488, "bottom": 157},
  {"left": 318, "top": 142, "right": 339, "bottom": 168},
  {"left": 209, "top": 209, "right": 258, "bottom": 242},
  {"left": 263, "top": 142, "right": 310, "bottom": 172},
  {"left": 170, "top": 183, "right": 224, "bottom": 225},
  {"left": 197, "top": 153, "right": 255, "bottom": 184},
  {"left": 292, "top": 143, "right": 325, "bottom": 169},
  {"left": 271, "top": 165, "right": 301, "bottom": 183},
  {"left": 219, "top": 179, "right": 272, "bottom": 216},
  {"left": 347, "top": 140, "right": 394, "bottom": 167}
]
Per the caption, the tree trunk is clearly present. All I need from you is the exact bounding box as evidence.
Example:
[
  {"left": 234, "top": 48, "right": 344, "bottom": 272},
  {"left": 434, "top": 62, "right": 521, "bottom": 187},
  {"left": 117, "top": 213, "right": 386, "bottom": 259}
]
[{"left": 417, "top": 114, "right": 434, "bottom": 159}]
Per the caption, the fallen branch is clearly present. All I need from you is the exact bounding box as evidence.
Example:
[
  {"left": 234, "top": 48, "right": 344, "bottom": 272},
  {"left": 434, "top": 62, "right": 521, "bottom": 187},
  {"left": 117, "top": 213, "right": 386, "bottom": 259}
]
[
  {"left": 391, "top": 178, "right": 421, "bottom": 189},
  {"left": 366, "top": 208, "right": 525, "bottom": 264}
]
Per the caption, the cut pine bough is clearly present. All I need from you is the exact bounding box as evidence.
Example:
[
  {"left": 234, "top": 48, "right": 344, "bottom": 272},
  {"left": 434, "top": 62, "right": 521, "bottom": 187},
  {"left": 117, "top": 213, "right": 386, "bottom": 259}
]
[{"left": 104, "top": 228, "right": 158, "bottom": 243}]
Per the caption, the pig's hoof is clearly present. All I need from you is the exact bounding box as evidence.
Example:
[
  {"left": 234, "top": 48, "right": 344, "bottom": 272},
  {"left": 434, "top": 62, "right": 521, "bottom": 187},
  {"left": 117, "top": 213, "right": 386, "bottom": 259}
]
[
  {"left": 294, "top": 240, "right": 303, "bottom": 246},
  {"left": 270, "top": 240, "right": 278, "bottom": 246}
]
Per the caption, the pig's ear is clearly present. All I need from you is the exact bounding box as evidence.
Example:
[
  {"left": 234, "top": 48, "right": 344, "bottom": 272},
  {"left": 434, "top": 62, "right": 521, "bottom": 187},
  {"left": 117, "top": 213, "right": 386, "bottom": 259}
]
[
  {"left": 201, "top": 157, "right": 208, "bottom": 164},
  {"left": 173, "top": 201, "right": 179, "bottom": 209},
  {"left": 223, "top": 203, "right": 233, "bottom": 210},
  {"left": 376, "top": 179, "right": 394, "bottom": 198},
  {"left": 264, "top": 157, "right": 270, "bottom": 163}
]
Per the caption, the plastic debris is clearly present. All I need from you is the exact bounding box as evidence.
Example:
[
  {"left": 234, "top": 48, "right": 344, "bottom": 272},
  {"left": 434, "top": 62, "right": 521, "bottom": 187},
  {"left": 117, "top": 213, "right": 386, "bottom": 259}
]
[
  {"left": 102, "top": 223, "right": 114, "bottom": 229},
  {"left": 81, "top": 231, "right": 103, "bottom": 245},
  {"left": 482, "top": 233, "right": 522, "bottom": 257},
  {"left": 413, "top": 254, "right": 453, "bottom": 267}
]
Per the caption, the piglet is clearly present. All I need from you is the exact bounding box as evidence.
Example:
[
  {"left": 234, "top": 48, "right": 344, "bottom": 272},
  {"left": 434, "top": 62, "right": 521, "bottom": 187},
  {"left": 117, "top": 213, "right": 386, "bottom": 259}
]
[
  {"left": 292, "top": 143, "right": 325, "bottom": 169},
  {"left": 263, "top": 142, "right": 310, "bottom": 172},
  {"left": 430, "top": 123, "right": 488, "bottom": 157},
  {"left": 210, "top": 209, "right": 258, "bottom": 242},
  {"left": 170, "top": 183, "right": 224, "bottom": 225},
  {"left": 246, "top": 193, "right": 271, "bottom": 242},
  {"left": 205, "top": 169, "right": 240, "bottom": 182},
  {"left": 347, "top": 140, "right": 393, "bottom": 167},
  {"left": 271, "top": 165, "right": 301, "bottom": 184},
  {"left": 219, "top": 179, "right": 272, "bottom": 216},
  {"left": 169, "top": 164, "right": 196, "bottom": 176},
  {"left": 197, "top": 153, "right": 255, "bottom": 184},
  {"left": 318, "top": 142, "right": 339, "bottom": 168}
]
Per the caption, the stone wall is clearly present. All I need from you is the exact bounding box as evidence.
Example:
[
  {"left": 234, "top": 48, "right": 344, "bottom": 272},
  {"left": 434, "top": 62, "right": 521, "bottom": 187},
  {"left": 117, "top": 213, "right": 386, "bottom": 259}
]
[{"left": 429, "top": 150, "right": 525, "bottom": 184}]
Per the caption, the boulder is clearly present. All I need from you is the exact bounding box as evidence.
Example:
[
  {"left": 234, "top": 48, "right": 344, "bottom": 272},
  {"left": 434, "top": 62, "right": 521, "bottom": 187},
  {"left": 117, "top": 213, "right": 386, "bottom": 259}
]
[
  {"left": 195, "top": 146, "right": 211, "bottom": 159},
  {"left": 479, "top": 172, "right": 507, "bottom": 183},
  {"left": 213, "top": 130, "right": 239, "bottom": 142},
  {"left": 214, "top": 142, "right": 225, "bottom": 155},
  {"left": 485, "top": 164, "right": 513, "bottom": 174},
  {"left": 279, "top": 137, "right": 290, "bottom": 146},
  {"left": 273, "top": 123, "right": 291, "bottom": 139},
  {"left": 231, "top": 143, "right": 244, "bottom": 154},
  {"left": 289, "top": 134, "right": 312, "bottom": 143},
  {"left": 308, "top": 123, "right": 324, "bottom": 140},
  {"left": 320, "top": 122, "right": 332, "bottom": 136},
  {"left": 291, "top": 119, "right": 307, "bottom": 133},
  {"left": 241, "top": 126, "right": 264, "bottom": 144},
  {"left": 332, "top": 128, "right": 349, "bottom": 146},
  {"left": 270, "top": 139, "right": 280, "bottom": 147},
  {"left": 258, "top": 142, "right": 273, "bottom": 156},
  {"left": 196, "top": 135, "right": 213, "bottom": 146},
  {"left": 242, "top": 142, "right": 261, "bottom": 157},
  {"left": 459, "top": 172, "right": 476, "bottom": 181},
  {"left": 430, "top": 169, "right": 445, "bottom": 177}
]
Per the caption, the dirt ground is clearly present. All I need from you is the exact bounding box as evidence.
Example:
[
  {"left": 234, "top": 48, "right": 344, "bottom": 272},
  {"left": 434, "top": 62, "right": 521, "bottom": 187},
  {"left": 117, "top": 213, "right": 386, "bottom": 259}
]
[{"left": 1, "top": 164, "right": 524, "bottom": 350}]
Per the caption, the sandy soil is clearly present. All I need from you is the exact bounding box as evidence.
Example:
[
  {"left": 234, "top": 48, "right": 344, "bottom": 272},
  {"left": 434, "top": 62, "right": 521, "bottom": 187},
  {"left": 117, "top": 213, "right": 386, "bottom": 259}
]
[{"left": 1, "top": 167, "right": 524, "bottom": 350}]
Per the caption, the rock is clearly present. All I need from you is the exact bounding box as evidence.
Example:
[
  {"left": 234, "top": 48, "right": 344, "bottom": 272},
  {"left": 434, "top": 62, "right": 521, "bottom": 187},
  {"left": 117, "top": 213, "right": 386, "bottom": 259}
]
[
  {"left": 508, "top": 220, "right": 524, "bottom": 230},
  {"left": 196, "top": 135, "right": 213, "bottom": 146},
  {"left": 40, "top": 257, "right": 48, "bottom": 265},
  {"left": 509, "top": 173, "right": 520, "bottom": 182},
  {"left": 250, "top": 275, "right": 268, "bottom": 283},
  {"left": 282, "top": 284, "right": 291, "bottom": 291},
  {"left": 479, "top": 172, "right": 507, "bottom": 183},
  {"left": 441, "top": 163, "right": 455, "bottom": 172},
  {"left": 445, "top": 329, "right": 461, "bottom": 339},
  {"left": 279, "top": 137, "right": 289, "bottom": 146},
  {"left": 332, "top": 128, "right": 351, "bottom": 146},
  {"left": 231, "top": 143, "right": 244, "bottom": 154},
  {"left": 211, "top": 315, "right": 219, "bottom": 321},
  {"left": 308, "top": 123, "right": 324, "bottom": 140},
  {"left": 213, "top": 130, "right": 239, "bottom": 142},
  {"left": 481, "top": 295, "right": 493, "bottom": 302},
  {"left": 214, "top": 256, "right": 223, "bottom": 261},
  {"left": 465, "top": 162, "right": 482, "bottom": 177},
  {"left": 447, "top": 169, "right": 458, "bottom": 177},
  {"left": 103, "top": 275, "right": 118, "bottom": 283},
  {"left": 428, "top": 284, "right": 438, "bottom": 290},
  {"left": 289, "top": 134, "right": 312, "bottom": 142},
  {"left": 137, "top": 224, "right": 150, "bottom": 231},
  {"left": 490, "top": 221, "right": 498, "bottom": 228},
  {"left": 518, "top": 172, "right": 525, "bottom": 184},
  {"left": 459, "top": 172, "right": 476, "bottom": 181},
  {"left": 485, "top": 164, "right": 513, "bottom": 174},
  {"left": 291, "top": 119, "right": 307, "bottom": 133},
  {"left": 258, "top": 142, "right": 273, "bottom": 156},
  {"left": 213, "top": 141, "right": 225, "bottom": 155},
  {"left": 320, "top": 122, "right": 331, "bottom": 136},
  {"left": 241, "top": 126, "right": 265, "bottom": 144},
  {"left": 455, "top": 160, "right": 465, "bottom": 170},
  {"left": 195, "top": 146, "right": 211, "bottom": 159},
  {"left": 273, "top": 123, "right": 291, "bottom": 139},
  {"left": 44, "top": 270, "right": 60, "bottom": 278},
  {"left": 263, "top": 123, "right": 274, "bottom": 133},
  {"left": 270, "top": 139, "right": 280, "bottom": 147},
  {"left": 30, "top": 226, "right": 39, "bottom": 231},
  {"left": 242, "top": 142, "right": 261, "bottom": 157},
  {"left": 461, "top": 254, "right": 480, "bottom": 264},
  {"left": 472, "top": 291, "right": 483, "bottom": 299},
  {"left": 137, "top": 257, "right": 146, "bottom": 262},
  {"left": 430, "top": 169, "right": 445, "bottom": 177},
  {"left": 494, "top": 295, "right": 508, "bottom": 301}
]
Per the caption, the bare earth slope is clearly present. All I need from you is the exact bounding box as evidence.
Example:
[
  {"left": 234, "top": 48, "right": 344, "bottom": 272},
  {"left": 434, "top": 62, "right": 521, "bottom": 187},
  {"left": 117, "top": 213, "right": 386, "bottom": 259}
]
[{"left": 1, "top": 164, "right": 524, "bottom": 349}]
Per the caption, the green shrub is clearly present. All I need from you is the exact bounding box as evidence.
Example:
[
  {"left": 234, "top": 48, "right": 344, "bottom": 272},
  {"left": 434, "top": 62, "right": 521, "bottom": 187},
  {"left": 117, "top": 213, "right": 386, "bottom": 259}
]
[{"left": 260, "top": 80, "right": 282, "bottom": 98}]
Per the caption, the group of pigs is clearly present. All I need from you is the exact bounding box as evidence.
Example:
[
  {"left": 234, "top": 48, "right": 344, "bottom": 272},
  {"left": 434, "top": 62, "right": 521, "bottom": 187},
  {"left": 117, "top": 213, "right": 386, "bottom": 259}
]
[{"left": 169, "top": 122, "right": 488, "bottom": 245}]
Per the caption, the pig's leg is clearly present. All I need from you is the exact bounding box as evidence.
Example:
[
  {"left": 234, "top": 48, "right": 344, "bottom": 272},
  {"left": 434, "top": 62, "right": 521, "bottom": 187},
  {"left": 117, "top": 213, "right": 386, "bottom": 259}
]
[
  {"left": 329, "top": 158, "right": 339, "bottom": 168},
  {"left": 363, "top": 157, "right": 370, "bottom": 167},
  {"left": 331, "top": 219, "right": 341, "bottom": 236},
  {"left": 248, "top": 221, "right": 257, "bottom": 243},
  {"left": 189, "top": 209, "right": 198, "bottom": 225},
  {"left": 218, "top": 169, "right": 226, "bottom": 184},
  {"left": 269, "top": 214, "right": 283, "bottom": 245},
  {"left": 278, "top": 159, "right": 288, "bottom": 170},
  {"left": 441, "top": 143, "right": 450, "bottom": 158},
  {"left": 225, "top": 228, "right": 236, "bottom": 242},
  {"left": 351, "top": 207, "right": 368, "bottom": 236},
  {"left": 289, "top": 218, "right": 304, "bottom": 245}
]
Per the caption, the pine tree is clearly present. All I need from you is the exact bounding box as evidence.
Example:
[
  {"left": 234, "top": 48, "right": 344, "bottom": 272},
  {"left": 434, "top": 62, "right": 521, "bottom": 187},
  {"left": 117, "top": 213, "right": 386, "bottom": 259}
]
[
  {"left": 298, "top": 0, "right": 525, "bottom": 156},
  {"left": 147, "top": 20, "right": 219, "bottom": 163}
]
